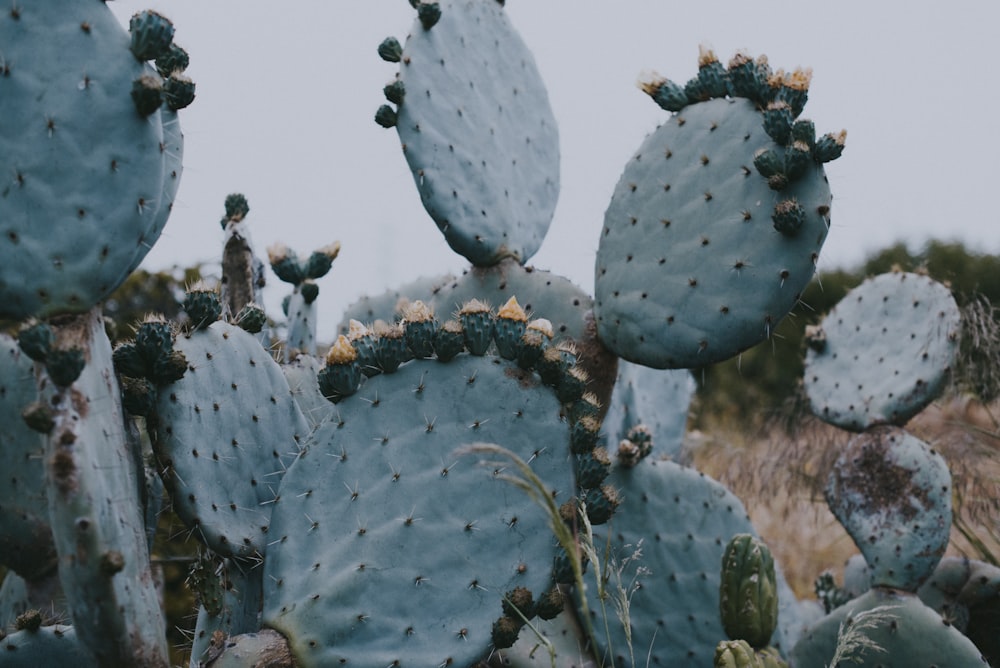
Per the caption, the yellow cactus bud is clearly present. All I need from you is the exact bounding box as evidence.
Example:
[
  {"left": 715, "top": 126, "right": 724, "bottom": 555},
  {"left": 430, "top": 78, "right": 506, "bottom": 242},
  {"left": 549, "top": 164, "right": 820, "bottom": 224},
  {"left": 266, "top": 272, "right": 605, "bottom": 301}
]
[
  {"left": 497, "top": 296, "right": 527, "bottom": 322},
  {"left": 326, "top": 335, "right": 358, "bottom": 365}
]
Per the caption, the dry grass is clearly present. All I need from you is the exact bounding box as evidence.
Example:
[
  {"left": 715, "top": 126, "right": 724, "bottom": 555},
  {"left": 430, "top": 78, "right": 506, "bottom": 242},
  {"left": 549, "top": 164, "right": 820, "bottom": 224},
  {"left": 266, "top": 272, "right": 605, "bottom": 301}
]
[{"left": 688, "top": 396, "right": 1000, "bottom": 598}]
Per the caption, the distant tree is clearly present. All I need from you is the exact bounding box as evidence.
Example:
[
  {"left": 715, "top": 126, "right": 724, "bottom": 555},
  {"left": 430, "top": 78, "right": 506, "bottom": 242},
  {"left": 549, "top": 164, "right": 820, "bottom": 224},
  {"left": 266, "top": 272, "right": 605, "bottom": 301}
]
[{"left": 690, "top": 240, "right": 1000, "bottom": 430}]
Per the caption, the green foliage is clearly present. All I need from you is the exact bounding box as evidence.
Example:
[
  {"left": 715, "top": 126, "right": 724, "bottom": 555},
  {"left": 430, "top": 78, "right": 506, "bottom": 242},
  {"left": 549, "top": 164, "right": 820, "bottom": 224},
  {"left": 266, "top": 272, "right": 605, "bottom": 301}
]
[{"left": 691, "top": 240, "right": 1000, "bottom": 430}]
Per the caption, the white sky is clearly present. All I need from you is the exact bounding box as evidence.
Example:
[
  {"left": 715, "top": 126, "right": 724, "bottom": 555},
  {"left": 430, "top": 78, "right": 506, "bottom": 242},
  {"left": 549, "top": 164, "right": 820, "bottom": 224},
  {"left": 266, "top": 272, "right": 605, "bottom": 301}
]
[{"left": 107, "top": 1, "right": 1000, "bottom": 338}]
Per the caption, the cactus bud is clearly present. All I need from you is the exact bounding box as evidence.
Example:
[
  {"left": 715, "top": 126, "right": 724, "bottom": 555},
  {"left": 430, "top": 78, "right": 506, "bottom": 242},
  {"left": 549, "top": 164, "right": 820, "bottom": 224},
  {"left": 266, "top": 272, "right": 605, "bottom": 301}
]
[
  {"left": 378, "top": 36, "right": 403, "bottom": 63},
  {"left": 22, "top": 401, "right": 55, "bottom": 434},
  {"left": 491, "top": 616, "right": 520, "bottom": 649},
  {"left": 714, "top": 640, "right": 763, "bottom": 668},
  {"left": 458, "top": 299, "right": 494, "bottom": 356},
  {"left": 535, "top": 587, "right": 564, "bottom": 621},
  {"left": 131, "top": 73, "right": 164, "bottom": 117},
  {"left": 501, "top": 587, "right": 535, "bottom": 624},
  {"left": 771, "top": 199, "right": 805, "bottom": 236},
  {"left": 813, "top": 130, "right": 847, "bottom": 163},
  {"left": 383, "top": 79, "right": 406, "bottom": 106},
  {"left": 638, "top": 71, "right": 688, "bottom": 113},
  {"left": 494, "top": 296, "right": 528, "bottom": 360},
  {"left": 268, "top": 243, "right": 305, "bottom": 286},
  {"left": 720, "top": 534, "right": 778, "bottom": 649},
  {"left": 183, "top": 283, "right": 221, "bottom": 331},
  {"left": 417, "top": 2, "right": 442, "bottom": 29},
  {"left": 304, "top": 242, "right": 341, "bottom": 280},
  {"left": 121, "top": 376, "right": 157, "bottom": 417},
  {"left": 163, "top": 73, "right": 196, "bottom": 111},
  {"left": 318, "top": 335, "right": 362, "bottom": 401},
  {"left": 783, "top": 141, "right": 812, "bottom": 181},
  {"left": 300, "top": 281, "right": 320, "bottom": 305},
  {"left": 403, "top": 301, "right": 437, "bottom": 359},
  {"left": 155, "top": 43, "right": 189, "bottom": 76},
  {"left": 129, "top": 10, "right": 175, "bottom": 61},
  {"left": 375, "top": 104, "right": 398, "bottom": 129},
  {"left": 234, "top": 303, "right": 267, "bottom": 334},
  {"left": 583, "top": 485, "right": 620, "bottom": 525},
  {"left": 17, "top": 321, "right": 53, "bottom": 363},
  {"left": 432, "top": 320, "right": 465, "bottom": 362},
  {"left": 762, "top": 101, "right": 793, "bottom": 145},
  {"left": 223, "top": 193, "right": 250, "bottom": 224},
  {"left": 45, "top": 347, "right": 86, "bottom": 387}
]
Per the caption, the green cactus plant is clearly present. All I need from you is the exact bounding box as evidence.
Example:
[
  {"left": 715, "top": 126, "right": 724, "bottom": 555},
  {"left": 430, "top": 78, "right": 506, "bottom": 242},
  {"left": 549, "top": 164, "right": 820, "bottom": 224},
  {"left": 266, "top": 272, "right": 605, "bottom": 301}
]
[
  {"left": 378, "top": 0, "right": 560, "bottom": 266},
  {"left": 0, "top": 1, "right": 192, "bottom": 320},
  {"left": 594, "top": 49, "right": 844, "bottom": 369}
]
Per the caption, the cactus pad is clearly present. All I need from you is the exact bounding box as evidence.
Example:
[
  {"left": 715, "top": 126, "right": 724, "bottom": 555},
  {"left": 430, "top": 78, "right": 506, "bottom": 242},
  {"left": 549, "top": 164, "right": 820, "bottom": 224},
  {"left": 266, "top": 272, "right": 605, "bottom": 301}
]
[
  {"left": 825, "top": 427, "right": 952, "bottom": 592},
  {"left": 804, "top": 272, "right": 961, "bottom": 431},
  {"left": 790, "top": 588, "right": 987, "bottom": 667},
  {"left": 0, "top": 1, "right": 185, "bottom": 318},
  {"left": 595, "top": 97, "right": 832, "bottom": 368},
  {"left": 0, "top": 334, "right": 56, "bottom": 581},
  {"left": 578, "top": 458, "right": 802, "bottom": 666},
  {"left": 388, "top": 0, "right": 560, "bottom": 266},
  {"left": 262, "top": 354, "right": 575, "bottom": 667},
  {"left": 152, "top": 321, "right": 310, "bottom": 559},
  {"left": 595, "top": 50, "right": 844, "bottom": 369},
  {"left": 603, "top": 360, "right": 695, "bottom": 462}
]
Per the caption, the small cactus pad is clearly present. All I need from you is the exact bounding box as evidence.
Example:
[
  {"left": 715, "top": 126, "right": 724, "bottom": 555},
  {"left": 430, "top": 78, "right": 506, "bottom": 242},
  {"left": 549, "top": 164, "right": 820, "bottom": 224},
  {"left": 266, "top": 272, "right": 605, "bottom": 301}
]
[
  {"left": 579, "top": 458, "right": 802, "bottom": 666},
  {"left": 595, "top": 70, "right": 838, "bottom": 367},
  {"left": 603, "top": 360, "right": 695, "bottom": 461},
  {"left": 0, "top": 1, "right": 185, "bottom": 318},
  {"left": 825, "top": 427, "right": 952, "bottom": 592},
  {"left": 804, "top": 272, "right": 961, "bottom": 431},
  {"left": 152, "top": 321, "right": 310, "bottom": 559},
  {"left": 262, "top": 354, "right": 575, "bottom": 667},
  {"left": 42, "top": 310, "right": 168, "bottom": 666},
  {"left": 388, "top": 0, "right": 559, "bottom": 266},
  {"left": 0, "top": 334, "right": 56, "bottom": 580},
  {"left": 789, "top": 588, "right": 988, "bottom": 667}
]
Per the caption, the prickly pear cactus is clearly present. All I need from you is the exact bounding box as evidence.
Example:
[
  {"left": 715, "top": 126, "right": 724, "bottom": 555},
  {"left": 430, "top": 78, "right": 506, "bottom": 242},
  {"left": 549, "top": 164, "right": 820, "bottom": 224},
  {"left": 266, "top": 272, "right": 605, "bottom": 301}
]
[
  {"left": 151, "top": 320, "right": 311, "bottom": 559},
  {"left": 262, "top": 353, "right": 577, "bottom": 667},
  {"left": 720, "top": 534, "right": 779, "bottom": 650},
  {"left": 803, "top": 272, "right": 961, "bottom": 431},
  {"left": 825, "top": 427, "right": 952, "bottom": 592},
  {"left": 595, "top": 50, "right": 844, "bottom": 368},
  {"left": 0, "top": 1, "right": 190, "bottom": 319},
  {"left": 578, "top": 457, "right": 803, "bottom": 667},
  {"left": 41, "top": 310, "right": 169, "bottom": 666},
  {"left": 268, "top": 241, "right": 340, "bottom": 360},
  {"left": 0, "top": 334, "right": 56, "bottom": 581},
  {"left": 378, "top": 0, "right": 560, "bottom": 266},
  {"left": 789, "top": 588, "right": 988, "bottom": 667},
  {"left": 603, "top": 360, "right": 695, "bottom": 461}
]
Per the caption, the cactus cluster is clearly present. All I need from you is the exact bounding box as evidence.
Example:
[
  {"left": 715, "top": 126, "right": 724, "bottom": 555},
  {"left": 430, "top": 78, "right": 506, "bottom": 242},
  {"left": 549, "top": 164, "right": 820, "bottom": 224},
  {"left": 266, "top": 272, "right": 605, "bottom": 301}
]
[{"left": 5, "top": 2, "right": 993, "bottom": 668}]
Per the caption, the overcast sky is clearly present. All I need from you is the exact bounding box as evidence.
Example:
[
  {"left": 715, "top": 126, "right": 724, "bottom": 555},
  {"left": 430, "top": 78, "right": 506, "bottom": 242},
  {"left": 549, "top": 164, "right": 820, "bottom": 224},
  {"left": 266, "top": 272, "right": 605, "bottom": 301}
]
[{"left": 107, "top": 1, "right": 999, "bottom": 338}]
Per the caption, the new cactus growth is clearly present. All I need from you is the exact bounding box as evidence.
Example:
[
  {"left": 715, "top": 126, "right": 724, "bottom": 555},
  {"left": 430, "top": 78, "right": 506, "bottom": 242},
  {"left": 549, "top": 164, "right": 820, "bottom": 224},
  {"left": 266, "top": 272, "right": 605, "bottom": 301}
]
[
  {"left": 267, "top": 241, "right": 341, "bottom": 360},
  {"left": 720, "top": 534, "right": 779, "bottom": 650}
]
